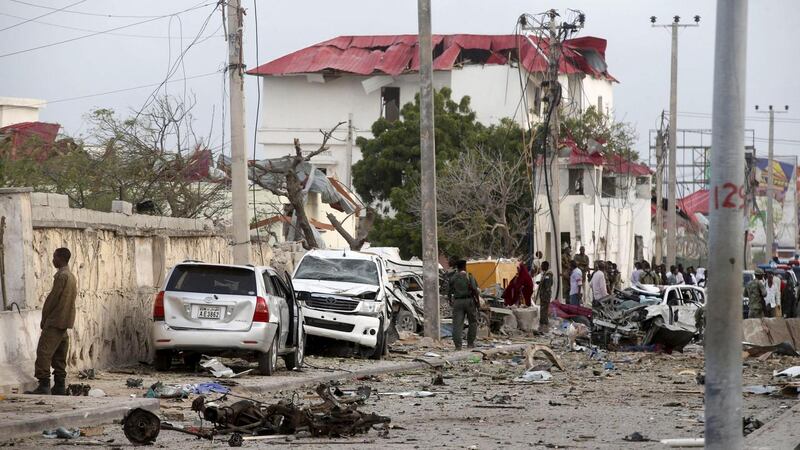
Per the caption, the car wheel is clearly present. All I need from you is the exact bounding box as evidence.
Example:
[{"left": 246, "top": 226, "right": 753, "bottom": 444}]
[
  {"left": 642, "top": 318, "right": 663, "bottom": 345},
  {"left": 258, "top": 333, "right": 279, "bottom": 376},
  {"left": 183, "top": 352, "right": 201, "bottom": 370},
  {"left": 395, "top": 309, "right": 417, "bottom": 333},
  {"left": 154, "top": 350, "right": 172, "bottom": 372},
  {"left": 369, "top": 318, "right": 387, "bottom": 360},
  {"left": 284, "top": 325, "right": 305, "bottom": 370}
]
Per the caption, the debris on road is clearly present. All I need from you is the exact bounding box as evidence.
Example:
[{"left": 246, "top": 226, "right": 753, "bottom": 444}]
[
  {"left": 123, "top": 383, "right": 390, "bottom": 445},
  {"left": 126, "top": 378, "right": 143, "bottom": 388},
  {"left": 87, "top": 388, "right": 106, "bottom": 398},
  {"left": 622, "top": 431, "right": 651, "bottom": 442},
  {"left": 514, "top": 370, "right": 553, "bottom": 383},
  {"left": 145, "top": 382, "right": 189, "bottom": 399},
  {"left": 77, "top": 369, "right": 96, "bottom": 380},
  {"left": 67, "top": 383, "right": 91, "bottom": 396},
  {"left": 743, "top": 341, "right": 799, "bottom": 358},
  {"left": 774, "top": 366, "right": 800, "bottom": 379},
  {"left": 200, "top": 357, "right": 253, "bottom": 378},
  {"left": 379, "top": 390, "right": 436, "bottom": 398},
  {"left": 524, "top": 344, "right": 565, "bottom": 371},
  {"left": 42, "top": 427, "right": 81, "bottom": 439}
]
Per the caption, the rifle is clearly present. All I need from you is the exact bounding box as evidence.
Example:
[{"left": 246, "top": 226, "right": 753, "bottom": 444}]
[{"left": 466, "top": 274, "right": 480, "bottom": 308}]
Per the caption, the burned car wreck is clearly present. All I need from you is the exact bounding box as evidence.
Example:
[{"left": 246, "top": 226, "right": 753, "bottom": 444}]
[{"left": 592, "top": 283, "right": 705, "bottom": 352}]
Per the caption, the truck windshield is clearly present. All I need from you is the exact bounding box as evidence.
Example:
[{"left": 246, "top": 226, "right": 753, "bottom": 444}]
[{"left": 295, "top": 256, "right": 379, "bottom": 285}]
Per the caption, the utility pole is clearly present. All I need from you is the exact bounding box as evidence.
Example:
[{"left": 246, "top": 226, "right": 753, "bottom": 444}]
[
  {"left": 521, "top": 9, "right": 584, "bottom": 300},
  {"left": 417, "top": 0, "right": 440, "bottom": 340},
  {"left": 651, "top": 15, "right": 700, "bottom": 267},
  {"left": 345, "top": 112, "right": 354, "bottom": 188},
  {"left": 755, "top": 104, "right": 790, "bottom": 261},
  {"left": 654, "top": 113, "right": 666, "bottom": 264},
  {"left": 227, "top": 0, "right": 250, "bottom": 264},
  {"left": 706, "top": 1, "right": 747, "bottom": 448},
  {"left": 547, "top": 10, "right": 562, "bottom": 296}
]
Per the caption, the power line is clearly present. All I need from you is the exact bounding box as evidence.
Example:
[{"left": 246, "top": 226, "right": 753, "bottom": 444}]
[
  {"left": 0, "top": 0, "right": 86, "bottom": 32},
  {"left": 9, "top": 0, "right": 199, "bottom": 19},
  {"left": 0, "top": 11, "right": 223, "bottom": 40},
  {"left": 0, "top": 1, "right": 217, "bottom": 59}
]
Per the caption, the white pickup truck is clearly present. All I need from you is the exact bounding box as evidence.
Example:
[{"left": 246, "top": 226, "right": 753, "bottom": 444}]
[{"left": 292, "top": 249, "right": 392, "bottom": 359}]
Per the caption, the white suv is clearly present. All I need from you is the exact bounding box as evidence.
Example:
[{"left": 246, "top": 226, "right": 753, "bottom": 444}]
[
  {"left": 152, "top": 262, "right": 305, "bottom": 375},
  {"left": 292, "top": 249, "right": 391, "bottom": 359}
]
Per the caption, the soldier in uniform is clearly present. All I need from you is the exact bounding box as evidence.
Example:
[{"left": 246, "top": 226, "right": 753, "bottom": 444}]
[
  {"left": 538, "top": 261, "right": 553, "bottom": 330},
  {"left": 447, "top": 259, "right": 479, "bottom": 350},
  {"left": 574, "top": 246, "right": 591, "bottom": 284},
  {"left": 639, "top": 261, "right": 659, "bottom": 285},
  {"left": 746, "top": 268, "right": 767, "bottom": 319},
  {"left": 561, "top": 244, "right": 572, "bottom": 301}
]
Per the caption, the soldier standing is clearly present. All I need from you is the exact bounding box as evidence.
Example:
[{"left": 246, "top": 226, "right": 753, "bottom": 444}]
[
  {"left": 26, "top": 248, "right": 77, "bottom": 395},
  {"left": 561, "top": 244, "right": 572, "bottom": 301},
  {"left": 538, "top": 261, "right": 553, "bottom": 330},
  {"left": 639, "top": 261, "right": 659, "bottom": 285},
  {"left": 447, "top": 259, "right": 479, "bottom": 350},
  {"left": 746, "top": 269, "right": 767, "bottom": 319}
]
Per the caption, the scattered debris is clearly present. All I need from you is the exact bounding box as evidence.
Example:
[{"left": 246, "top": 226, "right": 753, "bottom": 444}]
[
  {"left": 483, "top": 394, "right": 512, "bottom": 404},
  {"left": 67, "top": 384, "right": 91, "bottom": 396},
  {"left": 525, "top": 344, "right": 565, "bottom": 371},
  {"left": 660, "top": 438, "right": 704, "bottom": 447},
  {"left": 379, "top": 391, "right": 436, "bottom": 398},
  {"left": 743, "top": 385, "right": 779, "bottom": 395},
  {"left": 145, "top": 382, "right": 189, "bottom": 399},
  {"left": 431, "top": 368, "right": 445, "bottom": 386},
  {"left": 77, "top": 369, "right": 96, "bottom": 380},
  {"left": 126, "top": 378, "right": 143, "bottom": 388},
  {"left": 743, "top": 416, "right": 763, "bottom": 436},
  {"left": 200, "top": 357, "right": 253, "bottom": 378},
  {"left": 622, "top": 431, "right": 651, "bottom": 442},
  {"left": 743, "top": 341, "right": 799, "bottom": 358},
  {"left": 42, "top": 427, "right": 81, "bottom": 439},
  {"left": 514, "top": 370, "right": 553, "bottom": 383},
  {"left": 87, "top": 388, "right": 106, "bottom": 398},
  {"left": 191, "top": 382, "right": 231, "bottom": 395},
  {"left": 423, "top": 352, "right": 443, "bottom": 358},
  {"left": 774, "top": 366, "right": 800, "bottom": 379}
]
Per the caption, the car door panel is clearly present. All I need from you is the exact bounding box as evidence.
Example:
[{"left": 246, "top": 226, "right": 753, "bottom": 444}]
[{"left": 270, "top": 274, "right": 291, "bottom": 347}]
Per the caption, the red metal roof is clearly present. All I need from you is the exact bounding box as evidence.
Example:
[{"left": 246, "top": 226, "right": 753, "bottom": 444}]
[
  {"left": 566, "top": 145, "right": 651, "bottom": 176},
  {"left": 248, "top": 34, "right": 615, "bottom": 81},
  {"left": 0, "top": 121, "right": 60, "bottom": 161}
]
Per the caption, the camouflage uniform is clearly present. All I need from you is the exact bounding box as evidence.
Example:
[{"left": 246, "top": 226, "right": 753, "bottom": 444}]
[{"left": 746, "top": 276, "right": 767, "bottom": 319}]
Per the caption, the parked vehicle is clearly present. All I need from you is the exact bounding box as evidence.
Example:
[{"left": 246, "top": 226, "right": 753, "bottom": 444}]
[
  {"left": 386, "top": 271, "right": 424, "bottom": 334},
  {"left": 292, "top": 249, "right": 392, "bottom": 359},
  {"left": 152, "top": 262, "right": 305, "bottom": 375}
]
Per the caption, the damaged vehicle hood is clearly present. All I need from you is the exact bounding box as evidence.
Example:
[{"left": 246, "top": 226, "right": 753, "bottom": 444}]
[{"left": 293, "top": 279, "right": 379, "bottom": 297}]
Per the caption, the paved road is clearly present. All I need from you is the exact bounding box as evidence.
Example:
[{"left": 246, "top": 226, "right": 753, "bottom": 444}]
[{"left": 4, "top": 334, "right": 795, "bottom": 449}]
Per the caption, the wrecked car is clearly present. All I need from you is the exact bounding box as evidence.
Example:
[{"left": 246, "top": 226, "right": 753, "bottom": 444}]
[
  {"left": 152, "top": 262, "right": 305, "bottom": 375},
  {"left": 292, "top": 249, "right": 391, "bottom": 359},
  {"left": 592, "top": 283, "right": 705, "bottom": 351},
  {"left": 387, "top": 272, "right": 424, "bottom": 333}
]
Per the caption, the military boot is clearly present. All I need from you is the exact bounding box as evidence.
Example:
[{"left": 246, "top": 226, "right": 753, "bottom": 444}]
[
  {"left": 24, "top": 379, "right": 51, "bottom": 395},
  {"left": 52, "top": 377, "right": 67, "bottom": 396}
]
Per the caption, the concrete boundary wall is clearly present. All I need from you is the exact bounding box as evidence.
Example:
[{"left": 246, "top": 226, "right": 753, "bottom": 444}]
[{"left": 0, "top": 189, "right": 300, "bottom": 392}]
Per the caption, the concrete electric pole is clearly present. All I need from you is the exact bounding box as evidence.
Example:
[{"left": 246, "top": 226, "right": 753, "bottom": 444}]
[
  {"left": 654, "top": 112, "right": 667, "bottom": 264},
  {"left": 651, "top": 15, "right": 699, "bottom": 267},
  {"left": 227, "top": 0, "right": 251, "bottom": 265},
  {"left": 417, "top": 0, "right": 441, "bottom": 340},
  {"left": 755, "top": 104, "right": 790, "bottom": 261},
  {"left": 706, "top": 1, "right": 747, "bottom": 448}
]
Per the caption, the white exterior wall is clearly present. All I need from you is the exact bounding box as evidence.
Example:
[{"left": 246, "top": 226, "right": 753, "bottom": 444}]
[
  {"left": 0, "top": 97, "right": 44, "bottom": 128},
  {"left": 449, "top": 65, "right": 533, "bottom": 129},
  {"left": 534, "top": 160, "right": 651, "bottom": 289}
]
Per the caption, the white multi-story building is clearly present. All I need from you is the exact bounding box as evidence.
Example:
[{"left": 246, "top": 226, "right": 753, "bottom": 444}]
[
  {"left": 248, "top": 34, "right": 617, "bottom": 187},
  {"left": 0, "top": 97, "right": 45, "bottom": 128}
]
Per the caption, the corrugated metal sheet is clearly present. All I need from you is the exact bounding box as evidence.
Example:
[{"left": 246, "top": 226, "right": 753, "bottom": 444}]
[{"left": 248, "top": 34, "right": 615, "bottom": 80}]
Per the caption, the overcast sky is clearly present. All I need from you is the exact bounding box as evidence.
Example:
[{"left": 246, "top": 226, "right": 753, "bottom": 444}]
[{"left": 2, "top": 0, "right": 798, "bottom": 179}]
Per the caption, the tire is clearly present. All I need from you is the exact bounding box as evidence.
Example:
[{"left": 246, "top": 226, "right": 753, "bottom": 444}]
[
  {"left": 284, "top": 326, "right": 305, "bottom": 370},
  {"left": 258, "top": 332, "right": 279, "bottom": 376},
  {"left": 154, "top": 350, "right": 172, "bottom": 372},
  {"left": 642, "top": 318, "right": 663, "bottom": 346},
  {"left": 369, "top": 318, "right": 387, "bottom": 360},
  {"left": 395, "top": 309, "right": 417, "bottom": 333}
]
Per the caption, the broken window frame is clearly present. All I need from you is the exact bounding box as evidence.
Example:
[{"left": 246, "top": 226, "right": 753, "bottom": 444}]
[{"left": 380, "top": 86, "right": 401, "bottom": 122}]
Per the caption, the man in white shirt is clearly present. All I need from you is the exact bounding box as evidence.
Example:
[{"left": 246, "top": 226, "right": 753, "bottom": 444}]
[
  {"left": 591, "top": 261, "right": 609, "bottom": 301},
  {"left": 765, "top": 271, "right": 782, "bottom": 317},
  {"left": 568, "top": 260, "right": 582, "bottom": 306}
]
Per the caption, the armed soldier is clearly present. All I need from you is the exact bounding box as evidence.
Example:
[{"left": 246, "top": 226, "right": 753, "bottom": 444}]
[{"left": 746, "top": 268, "right": 768, "bottom": 319}]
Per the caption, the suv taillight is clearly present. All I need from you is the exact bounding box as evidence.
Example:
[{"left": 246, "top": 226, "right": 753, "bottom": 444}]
[
  {"left": 153, "top": 291, "right": 165, "bottom": 321},
  {"left": 253, "top": 296, "right": 269, "bottom": 322}
]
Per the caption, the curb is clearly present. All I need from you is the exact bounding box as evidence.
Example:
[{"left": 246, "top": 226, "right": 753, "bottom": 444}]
[
  {"left": 238, "top": 343, "right": 530, "bottom": 395},
  {"left": 746, "top": 401, "right": 800, "bottom": 449},
  {"left": 1, "top": 397, "right": 160, "bottom": 442}
]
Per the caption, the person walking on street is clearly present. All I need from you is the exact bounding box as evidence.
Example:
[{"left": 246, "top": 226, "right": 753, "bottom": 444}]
[
  {"left": 537, "top": 261, "right": 553, "bottom": 330},
  {"left": 747, "top": 268, "right": 768, "bottom": 319},
  {"left": 591, "top": 261, "right": 608, "bottom": 302},
  {"left": 26, "top": 248, "right": 77, "bottom": 395},
  {"left": 448, "top": 259, "right": 479, "bottom": 350},
  {"left": 568, "top": 260, "right": 582, "bottom": 306}
]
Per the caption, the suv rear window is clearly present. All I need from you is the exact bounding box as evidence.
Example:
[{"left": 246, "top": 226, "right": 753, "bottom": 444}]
[{"left": 167, "top": 265, "right": 256, "bottom": 296}]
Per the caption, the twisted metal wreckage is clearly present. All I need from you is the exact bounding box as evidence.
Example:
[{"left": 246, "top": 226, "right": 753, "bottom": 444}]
[{"left": 122, "top": 383, "right": 390, "bottom": 446}]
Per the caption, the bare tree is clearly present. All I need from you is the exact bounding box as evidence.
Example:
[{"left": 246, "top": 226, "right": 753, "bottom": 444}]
[
  {"left": 250, "top": 123, "right": 345, "bottom": 249},
  {"left": 410, "top": 147, "right": 529, "bottom": 257}
]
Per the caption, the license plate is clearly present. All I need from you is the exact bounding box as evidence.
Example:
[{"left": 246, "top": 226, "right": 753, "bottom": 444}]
[{"left": 197, "top": 306, "right": 222, "bottom": 319}]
